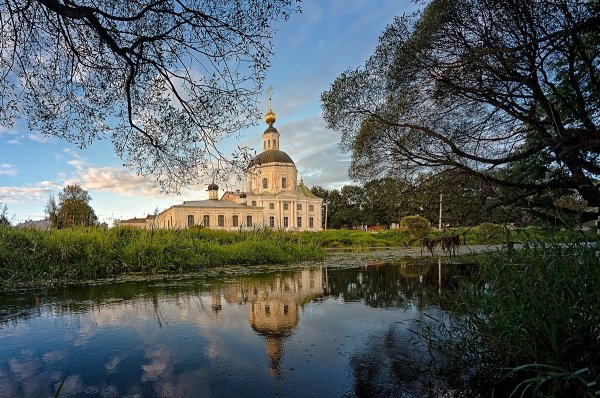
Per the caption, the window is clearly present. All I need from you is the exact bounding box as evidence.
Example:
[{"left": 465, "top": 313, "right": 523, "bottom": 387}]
[
  {"left": 218, "top": 215, "right": 224, "bottom": 227},
  {"left": 187, "top": 215, "right": 194, "bottom": 227},
  {"left": 283, "top": 203, "right": 289, "bottom": 211},
  {"left": 283, "top": 217, "right": 288, "bottom": 228},
  {"left": 262, "top": 178, "right": 268, "bottom": 189},
  {"left": 309, "top": 205, "right": 314, "bottom": 212},
  {"left": 297, "top": 204, "right": 302, "bottom": 211},
  {"left": 203, "top": 215, "right": 210, "bottom": 227},
  {"left": 269, "top": 203, "right": 274, "bottom": 210},
  {"left": 232, "top": 215, "right": 239, "bottom": 227},
  {"left": 274, "top": 139, "right": 277, "bottom": 148},
  {"left": 281, "top": 177, "right": 287, "bottom": 189},
  {"left": 251, "top": 200, "right": 257, "bottom": 207},
  {"left": 246, "top": 215, "right": 253, "bottom": 227},
  {"left": 297, "top": 217, "right": 302, "bottom": 227},
  {"left": 309, "top": 217, "right": 314, "bottom": 228},
  {"left": 269, "top": 216, "right": 275, "bottom": 228}
]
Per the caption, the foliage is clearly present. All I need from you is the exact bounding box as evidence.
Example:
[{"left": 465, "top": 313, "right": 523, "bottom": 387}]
[
  {"left": 312, "top": 172, "right": 548, "bottom": 231},
  {"left": 0, "top": 226, "right": 324, "bottom": 287},
  {"left": 0, "top": 203, "right": 9, "bottom": 226},
  {"left": 322, "top": 0, "right": 600, "bottom": 221},
  {"left": 0, "top": 0, "right": 300, "bottom": 191},
  {"left": 417, "top": 242, "right": 600, "bottom": 396},
  {"left": 46, "top": 185, "right": 98, "bottom": 228},
  {"left": 400, "top": 215, "right": 431, "bottom": 235}
]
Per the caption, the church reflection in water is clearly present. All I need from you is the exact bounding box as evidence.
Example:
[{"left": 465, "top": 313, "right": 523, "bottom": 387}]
[{"left": 210, "top": 267, "right": 327, "bottom": 374}]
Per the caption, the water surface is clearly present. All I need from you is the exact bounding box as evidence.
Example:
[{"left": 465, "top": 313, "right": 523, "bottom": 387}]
[{"left": 0, "top": 255, "right": 476, "bottom": 397}]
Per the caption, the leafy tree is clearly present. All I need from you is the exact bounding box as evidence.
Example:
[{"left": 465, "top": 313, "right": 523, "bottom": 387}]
[
  {"left": 46, "top": 185, "right": 98, "bottom": 228},
  {"left": 322, "top": 0, "right": 600, "bottom": 221},
  {"left": 1, "top": 0, "right": 299, "bottom": 192},
  {"left": 0, "top": 203, "right": 10, "bottom": 226}
]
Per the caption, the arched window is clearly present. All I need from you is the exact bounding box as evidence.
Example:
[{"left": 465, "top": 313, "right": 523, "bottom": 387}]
[
  {"left": 262, "top": 178, "right": 268, "bottom": 189},
  {"left": 281, "top": 177, "right": 287, "bottom": 189}
]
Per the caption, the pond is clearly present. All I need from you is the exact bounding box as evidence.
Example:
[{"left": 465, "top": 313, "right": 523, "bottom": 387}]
[{"left": 0, "top": 254, "right": 477, "bottom": 398}]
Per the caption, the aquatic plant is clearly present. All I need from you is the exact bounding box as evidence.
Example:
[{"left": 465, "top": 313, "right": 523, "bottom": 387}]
[{"left": 414, "top": 241, "right": 600, "bottom": 397}]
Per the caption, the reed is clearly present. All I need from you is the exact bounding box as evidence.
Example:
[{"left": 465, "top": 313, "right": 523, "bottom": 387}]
[
  {"left": 0, "top": 226, "right": 324, "bottom": 286},
  {"left": 416, "top": 240, "right": 600, "bottom": 397}
]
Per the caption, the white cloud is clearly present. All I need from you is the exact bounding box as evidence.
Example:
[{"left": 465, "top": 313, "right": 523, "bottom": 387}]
[
  {"left": 60, "top": 148, "right": 169, "bottom": 197},
  {"left": 28, "top": 133, "right": 51, "bottom": 143},
  {"left": 0, "top": 163, "right": 17, "bottom": 176},
  {"left": 7, "top": 139, "right": 20, "bottom": 145},
  {"left": 0, "top": 185, "right": 53, "bottom": 203}
]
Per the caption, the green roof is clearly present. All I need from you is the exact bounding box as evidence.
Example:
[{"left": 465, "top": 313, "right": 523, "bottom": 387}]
[{"left": 296, "top": 184, "right": 320, "bottom": 198}]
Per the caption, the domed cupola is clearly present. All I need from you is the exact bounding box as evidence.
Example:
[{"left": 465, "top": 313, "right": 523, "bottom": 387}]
[
  {"left": 208, "top": 182, "right": 218, "bottom": 200},
  {"left": 247, "top": 90, "right": 295, "bottom": 169},
  {"left": 262, "top": 108, "right": 280, "bottom": 151}
]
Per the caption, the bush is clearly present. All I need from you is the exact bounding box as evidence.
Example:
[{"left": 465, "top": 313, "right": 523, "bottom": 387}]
[{"left": 400, "top": 215, "right": 431, "bottom": 237}]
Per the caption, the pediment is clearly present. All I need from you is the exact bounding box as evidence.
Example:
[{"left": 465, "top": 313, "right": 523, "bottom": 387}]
[{"left": 276, "top": 190, "right": 297, "bottom": 198}]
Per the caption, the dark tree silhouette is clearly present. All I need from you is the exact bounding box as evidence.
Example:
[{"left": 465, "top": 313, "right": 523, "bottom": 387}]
[
  {"left": 1, "top": 0, "right": 299, "bottom": 191},
  {"left": 322, "top": 0, "right": 600, "bottom": 220}
]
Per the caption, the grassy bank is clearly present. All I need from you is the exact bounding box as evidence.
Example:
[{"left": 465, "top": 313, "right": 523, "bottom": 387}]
[
  {"left": 0, "top": 226, "right": 324, "bottom": 287},
  {"left": 298, "top": 224, "right": 593, "bottom": 248},
  {"left": 419, "top": 241, "right": 600, "bottom": 397}
]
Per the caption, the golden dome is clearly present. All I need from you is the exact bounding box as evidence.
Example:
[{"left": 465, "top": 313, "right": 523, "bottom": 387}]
[{"left": 264, "top": 109, "right": 276, "bottom": 125}]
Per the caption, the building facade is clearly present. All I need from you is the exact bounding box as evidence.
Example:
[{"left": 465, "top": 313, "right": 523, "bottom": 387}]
[{"left": 120, "top": 105, "right": 323, "bottom": 231}]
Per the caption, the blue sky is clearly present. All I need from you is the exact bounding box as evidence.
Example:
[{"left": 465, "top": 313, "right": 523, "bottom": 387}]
[{"left": 0, "top": 1, "right": 418, "bottom": 225}]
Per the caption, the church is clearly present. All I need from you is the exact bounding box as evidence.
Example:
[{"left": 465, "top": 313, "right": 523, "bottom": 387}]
[{"left": 119, "top": 101, "right": 324, "bottom": 231}]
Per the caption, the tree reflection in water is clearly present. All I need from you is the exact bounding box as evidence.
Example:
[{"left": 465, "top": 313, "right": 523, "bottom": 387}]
[{"left": 0, "top": 256, "right": 478, "bottom": 397}]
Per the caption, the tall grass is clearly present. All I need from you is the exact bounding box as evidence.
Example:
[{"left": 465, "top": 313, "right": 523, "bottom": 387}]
[
  {"left": 297, "top": 225, "right": 593, "bottom": 248},
  {"left": 416, "top": 241, "right": 600, "bottom": 397},
  {"left": 0, "top": 226, "right": 324, "bottom": 286}
]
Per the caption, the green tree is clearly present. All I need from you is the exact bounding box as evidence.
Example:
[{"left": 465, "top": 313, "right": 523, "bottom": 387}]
[
  {"left": 46, "top": 185, "right": 98, "bottom": 228},
  {"left": 0, "top": 202, "right": 10, "bottom": 226},
  {"left": 322, "top": 0, "right": 600, "bottom": 222},
  {"left": 310, "top": 185, "right": 365, "bottom": 229},
  {"left": 362, "top": 178, "right": 408, "bottom": 226},
  {"left": 1, "top": 0, "right": 299, "bottom": 192}
]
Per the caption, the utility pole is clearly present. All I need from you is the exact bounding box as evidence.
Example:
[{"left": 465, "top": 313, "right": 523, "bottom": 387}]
[
  {"left": 324, "top": 200, "right": 328, "bottom": 230},
  {"left": 438, "top": 193, "right": 443, "bottom": 230}
]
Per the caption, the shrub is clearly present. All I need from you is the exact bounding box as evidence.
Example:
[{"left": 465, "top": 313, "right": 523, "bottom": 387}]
[{"left": 400, "top": 215, "right": 431, "bottom": 237}]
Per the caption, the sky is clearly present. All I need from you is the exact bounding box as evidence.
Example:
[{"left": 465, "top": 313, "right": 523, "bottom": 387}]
[{"left": 0, "top": 0, "right": 419, "bottom": 225}]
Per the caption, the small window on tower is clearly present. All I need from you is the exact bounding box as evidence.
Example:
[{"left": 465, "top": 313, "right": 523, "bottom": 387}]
[
  {"left": 281, "top": 177, "right": 287, "bottom": 189},
  {"left": 269, "top": 203, "right": 274, "bottom": 210},
  {"left": 262, "top": 178, "right": 268, "bottom": 189}
]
